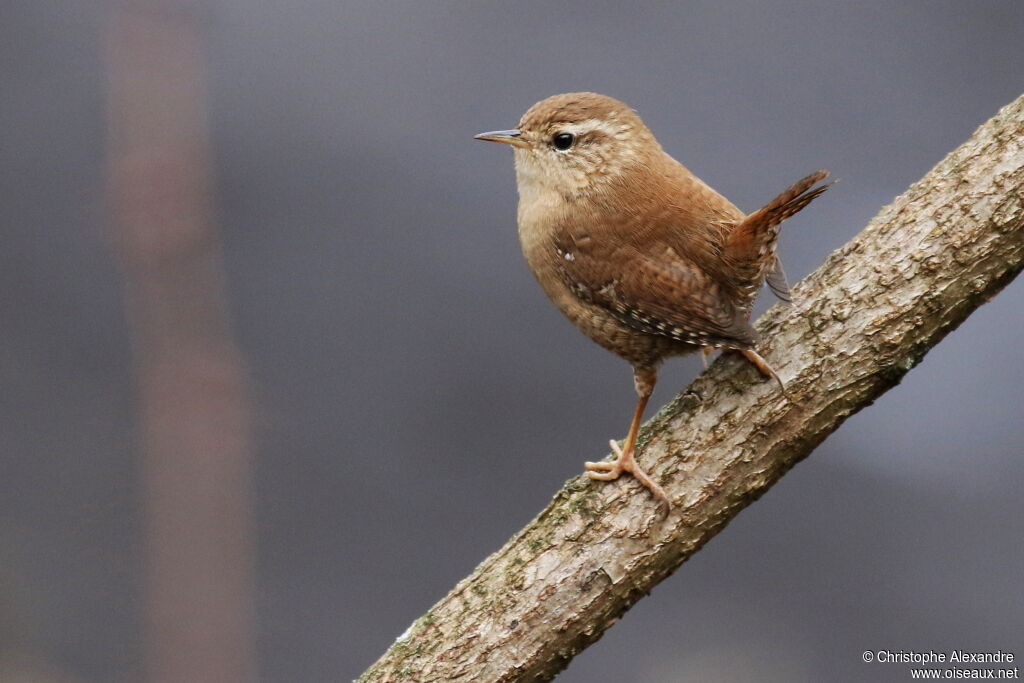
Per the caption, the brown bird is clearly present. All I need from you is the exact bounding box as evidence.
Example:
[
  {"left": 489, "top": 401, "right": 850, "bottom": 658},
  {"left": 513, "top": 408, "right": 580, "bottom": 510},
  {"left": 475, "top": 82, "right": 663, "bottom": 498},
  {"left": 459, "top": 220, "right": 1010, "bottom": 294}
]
[{"left": 475, "top": 92, "right": 828, "bottom": 509}]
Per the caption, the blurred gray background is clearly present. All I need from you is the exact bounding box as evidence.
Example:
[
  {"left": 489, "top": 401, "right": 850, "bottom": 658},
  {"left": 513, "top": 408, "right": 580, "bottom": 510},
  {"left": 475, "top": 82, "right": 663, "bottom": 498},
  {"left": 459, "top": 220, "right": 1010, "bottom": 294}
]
[{"left": 2, "top": 1, "right": 1022, "bottom": 681}]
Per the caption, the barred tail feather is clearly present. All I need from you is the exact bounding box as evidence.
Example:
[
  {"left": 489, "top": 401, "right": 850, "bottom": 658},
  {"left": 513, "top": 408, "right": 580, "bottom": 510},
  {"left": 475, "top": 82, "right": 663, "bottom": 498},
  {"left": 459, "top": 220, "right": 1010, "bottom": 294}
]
[{"left": 726, "top": 170, "right": 830, "bottom": 302}]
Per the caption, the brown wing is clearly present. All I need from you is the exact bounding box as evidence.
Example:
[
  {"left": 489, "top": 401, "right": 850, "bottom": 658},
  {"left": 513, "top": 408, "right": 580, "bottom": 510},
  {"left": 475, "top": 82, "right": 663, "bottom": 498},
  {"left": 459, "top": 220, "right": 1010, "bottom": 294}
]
[{"left": 553, "top": 242, "right": 758, "bottom": 350}]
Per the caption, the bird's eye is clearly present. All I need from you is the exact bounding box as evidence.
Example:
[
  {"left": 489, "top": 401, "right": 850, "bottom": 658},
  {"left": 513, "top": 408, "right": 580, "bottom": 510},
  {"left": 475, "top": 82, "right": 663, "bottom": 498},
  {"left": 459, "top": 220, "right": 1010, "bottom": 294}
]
[{"left": 552, "top": 132, "right": 575, "bottom": 151}]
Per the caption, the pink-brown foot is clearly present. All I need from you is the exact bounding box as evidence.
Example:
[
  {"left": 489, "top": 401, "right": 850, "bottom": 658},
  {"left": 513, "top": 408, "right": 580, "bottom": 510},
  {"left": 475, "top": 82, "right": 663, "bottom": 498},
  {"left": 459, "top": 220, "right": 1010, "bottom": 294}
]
[
  {"left": 585, "top": 440, "right": 670, "bottom": 510},
  {"left": 740, "top": 349, "right": 787, "bottom": 394}
]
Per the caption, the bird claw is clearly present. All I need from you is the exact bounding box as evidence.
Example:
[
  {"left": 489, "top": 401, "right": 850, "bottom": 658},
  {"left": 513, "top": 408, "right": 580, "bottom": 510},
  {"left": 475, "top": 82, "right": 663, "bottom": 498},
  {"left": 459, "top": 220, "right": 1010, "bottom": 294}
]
[
  {"left": 585, "top": 468, "right": 622, "bottom": 481},
  {"left": 584, "top": 461, "right": 619, "bottom": 473},
  {"left": 740, "top": 349, "right": 787, "bottom": 394},
  {"left": 583, "top": 440, "right": 671, "bottom": 510},
  {"left": 584, "top": 443, "right": 623, "bottom": 479}
]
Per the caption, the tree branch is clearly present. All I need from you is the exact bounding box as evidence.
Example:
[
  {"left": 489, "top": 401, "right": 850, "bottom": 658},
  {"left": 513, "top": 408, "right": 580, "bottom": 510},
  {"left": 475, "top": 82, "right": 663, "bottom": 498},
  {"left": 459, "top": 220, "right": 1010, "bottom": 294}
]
[{"left": 359, "top": 95, "right": 1024, "bottom": 682}]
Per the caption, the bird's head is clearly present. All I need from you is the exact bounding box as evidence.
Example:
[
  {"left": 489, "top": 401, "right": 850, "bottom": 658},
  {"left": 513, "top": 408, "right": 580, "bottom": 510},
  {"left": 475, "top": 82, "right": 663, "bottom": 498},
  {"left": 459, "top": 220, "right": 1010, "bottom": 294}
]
[{"left": 475, "top": 92, "right": 660, "bottom": 200}]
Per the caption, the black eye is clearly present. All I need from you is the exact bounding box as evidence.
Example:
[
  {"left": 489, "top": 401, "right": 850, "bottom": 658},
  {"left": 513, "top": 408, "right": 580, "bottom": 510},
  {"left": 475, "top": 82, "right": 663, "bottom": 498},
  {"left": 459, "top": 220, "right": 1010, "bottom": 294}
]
[{"left": 552, "top": 132, "right": 575, "bottom": 151}]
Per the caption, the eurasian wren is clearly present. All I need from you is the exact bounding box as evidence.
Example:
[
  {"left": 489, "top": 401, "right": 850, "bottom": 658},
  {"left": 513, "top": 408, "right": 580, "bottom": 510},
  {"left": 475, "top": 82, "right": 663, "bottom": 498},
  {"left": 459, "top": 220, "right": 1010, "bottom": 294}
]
[{"left": 476, "top": 92, "right": 828, "bottom": 509}]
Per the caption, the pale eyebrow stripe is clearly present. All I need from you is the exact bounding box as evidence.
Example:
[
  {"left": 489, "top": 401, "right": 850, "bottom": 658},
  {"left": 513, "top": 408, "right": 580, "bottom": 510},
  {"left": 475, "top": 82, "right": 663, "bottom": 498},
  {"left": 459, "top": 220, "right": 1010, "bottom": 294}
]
[{"left": 557, "top": 119, "right": 632, "bottom": 138}]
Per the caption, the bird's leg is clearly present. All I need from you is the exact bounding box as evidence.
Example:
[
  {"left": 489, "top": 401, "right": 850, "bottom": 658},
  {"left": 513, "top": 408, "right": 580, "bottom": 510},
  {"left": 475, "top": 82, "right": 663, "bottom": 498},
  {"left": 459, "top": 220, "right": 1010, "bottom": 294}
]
[
  {"left": 584, "top": 367, "right": 670, "bottom": 509},
  {"left": 700, "top": 346, "right": 715, "bottom": 369},
  {"left": 739, "top": 349, "right": 786, "bottom": 393}
]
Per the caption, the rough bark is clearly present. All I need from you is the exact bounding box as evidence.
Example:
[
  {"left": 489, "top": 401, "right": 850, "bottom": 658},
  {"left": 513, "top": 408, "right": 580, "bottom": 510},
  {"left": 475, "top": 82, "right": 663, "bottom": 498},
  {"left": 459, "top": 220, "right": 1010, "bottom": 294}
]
[{"left": 359, "top": 95, "right": 1024, "bottom": 682}]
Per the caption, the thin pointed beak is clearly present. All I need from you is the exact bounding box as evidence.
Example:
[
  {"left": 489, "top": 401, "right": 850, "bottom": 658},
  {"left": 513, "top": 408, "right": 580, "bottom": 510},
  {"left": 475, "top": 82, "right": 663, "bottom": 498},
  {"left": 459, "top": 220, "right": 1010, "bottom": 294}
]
[{"left": 474, "top": 129, "right": 528, "bottom": 148}]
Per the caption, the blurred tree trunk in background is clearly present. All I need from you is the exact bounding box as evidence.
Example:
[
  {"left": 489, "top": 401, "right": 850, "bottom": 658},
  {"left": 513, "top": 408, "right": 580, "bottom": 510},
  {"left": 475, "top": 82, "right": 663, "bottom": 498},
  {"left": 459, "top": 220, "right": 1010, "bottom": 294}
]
[{"left": 106, "top": 2, "right": 256, "bottom": 682}]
